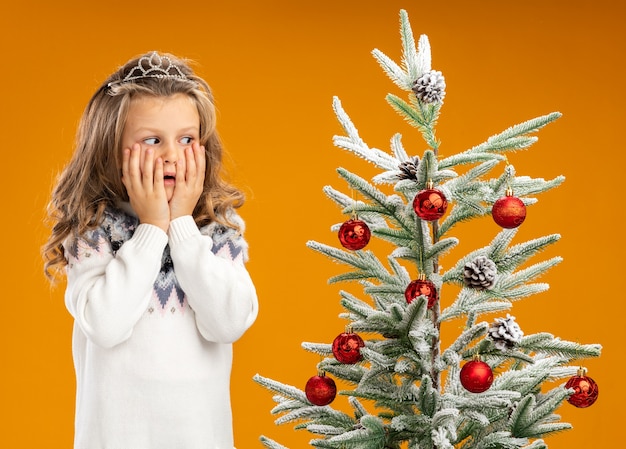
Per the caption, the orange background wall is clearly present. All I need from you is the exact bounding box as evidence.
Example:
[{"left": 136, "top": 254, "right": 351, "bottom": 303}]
[{"left": 0, "top": 1, "right": 623, "bottom": 448}]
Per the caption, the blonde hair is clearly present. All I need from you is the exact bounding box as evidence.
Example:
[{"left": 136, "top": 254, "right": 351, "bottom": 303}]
[{"left": 43, "top": 52, "right": 244, "bottom": 281}]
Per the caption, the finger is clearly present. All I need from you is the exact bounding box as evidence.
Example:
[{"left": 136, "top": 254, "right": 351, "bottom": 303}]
[
  {"left": 128, "top": 144, "right": 143, "bottom": 184},
  {"left": 142, "top": 148, "right": 155, "bottom": 191},
  {"left": 139, "top": 143, "right": 147, "bottom": 173},
  {"left": 154, "top": 157, "right": 165, "bottom": 194},
  {"left": 121, "top": 148, "right": 131, "bottom": 188},
  {"left": 196, "top": 144, "right": 206, "bottom": 182},
  {"left": 175, "top": 147, "right": 187, "bottom": 183},
  {"left": 185, "top": 146, "right": 197, "bottom": 182}
]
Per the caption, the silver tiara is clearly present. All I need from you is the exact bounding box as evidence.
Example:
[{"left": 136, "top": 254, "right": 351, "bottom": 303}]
[{"left": 107, "top": 52, "right": 189, "bottom": 87}]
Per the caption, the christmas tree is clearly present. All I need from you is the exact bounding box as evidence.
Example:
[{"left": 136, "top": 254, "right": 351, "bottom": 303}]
[{"left": 254, "top": 10, "right": 601, "bottom": 449}]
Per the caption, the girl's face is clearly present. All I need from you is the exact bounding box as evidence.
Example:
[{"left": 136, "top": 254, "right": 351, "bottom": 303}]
[{"left": 121, "top": 93, "right": 200, "bottom": 201}]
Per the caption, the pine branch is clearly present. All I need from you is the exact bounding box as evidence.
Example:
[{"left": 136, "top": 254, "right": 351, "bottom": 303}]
[
  {"left": 371, "top": 49, "right": 412, "bottom": 92},
  {"left": 442, "top": 391, "right": 519, "bottom": 413},
  {"left": 523, "top": 440, "right": 547, "bottom": 449},
  {"left": 387, "top": 93, "right": 440, "bottom": 148},
  {"left": 349, "top": 396, "right": 369, "bottom": 420},
  {"left": 487, "top": 175, "right": 565, "bottom": 203},
  {"left": 339, "top": 290, "right": 379, "bottom": 318},
  {"left": 337, "top": 169, "right": 395, "bottom": 208},
  {"left": 437, "top": 204, "right": 485, "bottom": 236},
  {"left": 424, "top": 237, "right": 459, "bottom": 261},
  {"left": 471, "top": 346, "right": 536, "bottom": 366},
  {"left": 470, "top": 431, "right": 529, "bottom": 449},
  {"left": 302, "top": 342, "right": 333, "bottom": 357},
  {"left": 444, "top": 160, "right": 501, "bottom": 199},
  {"left": 351, "top": 316, "right": 397, "bottom": 337},
  {"left": 337, "top": 168, "right": 415, "bottom": 233},
  {"left": 312, "top": 415, "right": 387, "bottom": 449},
  {"left": 391, "top": 132, "right": 410, "bottom": 161},
  {"left": 390, "top": 413, "right": 432, "bottom": 436},
  {"left": 307, "top": 241, "right": 397, "bottom": 286},
  {"left": 260, "top": 436, "right": 290, "bottom": 449},
  {"left": 412, "top": 375, "right": 438, "bottom": 417},
  {"left": 482, "top": 136, "right": 539, "bottom": 153},
  {"left": 518, "top": 333, "right": 602, "bottom": 360},
  {"left": 254, "top": 374, "right": 309, "bottom": 404},
  {"left": 489, "top": 228, "right": 518, "bottom": 260},
  {"left": 361, "top": 347, "right": 397, "bottom": 369},
  {"left": 271, "top": 398, "right": 308, "bottom": 414},
  {"left": 498, "top": 257, "right": 562, "bottom": 289},
  {"left": 440, "top": 287, "right": 515, "bottom": 324},
  {"left": 332, "top": 97, "right": 400, "bottom": 171},
  {"left": 323, "top": 186, "right": 389, "bottom": 230},
  {"left": 388, "top": 256, "right": 412, "bottom": 281},
  {"left": 371, "top": 9, "right": 430, "bottom": 94},
  {"left": 439, "top": 152, "right": 505, "bottom": 170},
  {"left": 275, "top": 406, "right": 355, "bottom": 427},
  {"left": 373, "top": 227, "right": 414, "bottom": 247},
  {"left": 329, "top": 271, "right": 381, "bottom": 284},
  {"left": 307, "top": 424, "right": 349, "bottom": 436},
  {"left": 399, "top": 10, "right": 421, "bottom": 81},
  {"left": 397, "top": 296, "right": 429, "bottom": 337},
  {"left": 492, "top": 357, "right": 565, "bottom": 396},
  {"left": 320, "top": 359, "right": 367, "bottom": 384},
  {"left": 441, "top": 322, "right": 489, "bottom": 365},
  {"left": 509, "top": 390, "right": 572, "bottom": 439},
  {"left": 442, "top": 232, "right": 561, "bottom": 286},
  {"left": 493, "top": 234, "right": 560, "bottom": 272},
  {"left": 494, "top": 283, "right": 550, "bottom": 302},
  {"left": 466, "top": 112, "right": 562, "bottom": 155},
  {"left": 363, "top": 284, "right": 405, "bottom": 299}
]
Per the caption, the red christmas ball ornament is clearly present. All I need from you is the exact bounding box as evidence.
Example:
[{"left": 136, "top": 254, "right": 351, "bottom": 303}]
[
  {"left": 492, "top": 189, "right": 526, "bottom": 229},
  {"left": 460, "top": 357, "right": 494, "bottom": 393},
  {"left": 566, "top": 368, "right": 599, "bottom": 408},
  {"left": 332, "top": 331, "right": 365, "bottom": 364},
  {"left": 338, "top": 219, "right": 371, "bottom": 251},
  {"left": 404, "top": 276, "right": 437, "bottom": 309},
  {"left": 413, "top": 182, "right": 447, "bottom": 221},
  {"left": 305, "top": 372, "right": 337, "bottom": 406}
]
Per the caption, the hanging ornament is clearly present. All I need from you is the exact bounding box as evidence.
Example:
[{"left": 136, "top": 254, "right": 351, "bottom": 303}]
[
  {"left": 413, "top": 181, "right": 447, "bottom": 221},
  {"left": 488, "top": 314, "right": 524, "bottom": 350},
  {"left": 404, "top": 274, "right": 438, "bottom": 308},
  {"left": 305, "top": 372, "right": 337, "bottom": 406},
  {"left": 492, "top": 188, "right": 526, "bottom": 229},
  {"left": 460, "top": 356, "right": 494, "bottom": 393},
  {"left": 338, "top": 218, "right": 371, "bottom": 251},
  {"left": 332, "top": 329, "right": 365, "bottom": 364},
  {"left": 566, "top": 368, "right": 599, "bottom": 408},
  {"left": 463, "top": 255, "right": 497, "bottom": 290}
]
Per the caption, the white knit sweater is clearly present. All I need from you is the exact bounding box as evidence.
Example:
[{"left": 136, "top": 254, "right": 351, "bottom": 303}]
[{"left": 64, "top": 204, "right": 258, "bottom": 449}]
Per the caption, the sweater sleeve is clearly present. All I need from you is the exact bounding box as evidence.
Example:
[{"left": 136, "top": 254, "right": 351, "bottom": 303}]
[
  {"left": 167, "top": 214, "right": 258, "bottom": 343},
  {"left": 64, "top": 223, "right": 169, "bottom": 348}
]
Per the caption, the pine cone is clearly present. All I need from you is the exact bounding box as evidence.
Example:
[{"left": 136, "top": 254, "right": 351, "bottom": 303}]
[
  {"left": 463, "top": 255, "right": 497, "bottom": 290},
  {"left": 488, "top": 314, "right": 524, "bottom": 350},
  {"left": 412, "top": 70, "right": 446, "bottom": 103},
  {"left": 397, "top": 156, "right": 420, "bottom": 180}
]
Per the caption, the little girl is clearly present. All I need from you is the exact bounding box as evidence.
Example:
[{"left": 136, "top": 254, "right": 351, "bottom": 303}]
[{"left": 43, "top": 51, "right": 258, "bottom": 449}]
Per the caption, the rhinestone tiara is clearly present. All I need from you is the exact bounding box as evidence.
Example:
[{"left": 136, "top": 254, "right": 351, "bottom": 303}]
[{"left": 107, "top": 51, "right": 189, "bottom": 87}]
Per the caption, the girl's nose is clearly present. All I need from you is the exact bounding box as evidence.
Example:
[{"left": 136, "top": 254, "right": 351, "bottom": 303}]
[{"left": 162, "top": 142, "right": 178, "bottom": 164}]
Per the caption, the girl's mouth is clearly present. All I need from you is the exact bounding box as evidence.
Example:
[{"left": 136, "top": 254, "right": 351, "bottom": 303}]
[{"left": 164, "top": 174, "right": 176, "bottom": 185}]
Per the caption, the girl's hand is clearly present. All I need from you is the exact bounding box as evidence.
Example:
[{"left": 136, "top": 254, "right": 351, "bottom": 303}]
[
  {"left": 169, "top": 142, "right": 206, "bottom": 220},
  {"left": 121, "top": 144, "right": 170, "bottom": 232}
]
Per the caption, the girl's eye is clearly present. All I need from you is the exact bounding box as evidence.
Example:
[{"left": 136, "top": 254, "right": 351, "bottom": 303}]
[
  {"left": 180, "top": 136, "right": 194, "bottom": 145},
  {"left": 144, "top": 137, "right": 160, "bottom": 145}
]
